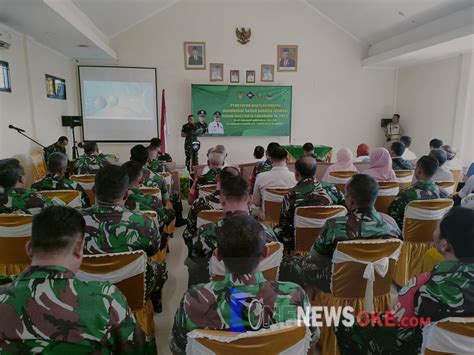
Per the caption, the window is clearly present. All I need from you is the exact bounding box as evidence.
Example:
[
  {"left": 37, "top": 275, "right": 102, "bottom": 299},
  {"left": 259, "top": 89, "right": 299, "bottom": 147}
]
[{"left": 0, "top": 61, "right": 11, "bottom": 92}]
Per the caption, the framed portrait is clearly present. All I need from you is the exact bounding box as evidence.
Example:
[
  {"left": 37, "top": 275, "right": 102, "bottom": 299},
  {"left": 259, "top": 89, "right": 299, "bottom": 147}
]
[
  {"left": 261, "top": 64, "right": 274, "bottom": 82},
  {"left": 230, "top": 70, "right": 239, "bottom": 83},
  {"left": 277, "top": 45, "right": 298, "bottom": 72},
  {"left": 45, "top": 74, "right": 66, "bottom": 100},
  {"left": 210, "top": 63, "right": 224, "bottom": 82},
  {"left": 183, "top": 42, "right": 206, "bottom": 70},
  {"left": 246, "top": 70, "right": 256, "bottom": 83}
]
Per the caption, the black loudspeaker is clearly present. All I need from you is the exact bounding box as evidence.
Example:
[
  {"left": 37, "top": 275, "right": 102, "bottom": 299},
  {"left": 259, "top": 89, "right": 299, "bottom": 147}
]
[
  {"left": 380, "top": 118, "right": 392, "bottom": 128},
  {"left": 62, "top": 116, "right": 83, "bottom": 128}
]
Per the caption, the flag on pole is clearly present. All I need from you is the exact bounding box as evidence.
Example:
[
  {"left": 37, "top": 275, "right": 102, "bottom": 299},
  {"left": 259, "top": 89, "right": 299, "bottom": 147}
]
[{"left": 160, "top": 89, "right": 169, "bottom": 152}]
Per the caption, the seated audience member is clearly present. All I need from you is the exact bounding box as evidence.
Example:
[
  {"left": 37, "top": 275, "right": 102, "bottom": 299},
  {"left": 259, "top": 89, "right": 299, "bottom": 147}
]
[
  {"left": 400, "top": 136, "right": 417, "bottom": 161},
  {"left": 32, "top": 152, "right": 89, "bottom": 207},
  {"left": 253, "top": 145, "right": 265, "bottom": 162},
  {"left": 201, "top": 145, "right": 229, "bottom": 174},
  {"left": 188, "top": 151, "right": 224, "bottom": 204},
  {"left": 149, "top": 137, "right": 172, "bottom": 162},
  {"left": 182, "top": 166, "right": 240, "bottom": 251},
  {"left": 430, "top": 149, "right": 454, "bottom": 182},
  {"left": 187, "top": 175, "right": 277, "bottom": 287},
  {"left": 364, "top": 147, "right": 397, "bottom": 181},
  {"left": 429, "top": 138, "right": 443, "bottom": 150},
  {"left": 354, "top": 143, "right": 370, "bottom": 162},
  {"left": 322, "top": 147, "right": 357, "bottom": 182},
  {"left": 44, "top": 136, "right": 68, "bottom": 162},
  {"left": 388, "top": 155, "right": 450, "bottom": 229},
  {"left": 390, "top": 142, "right": 413, "bottom": 170},
  {"left": 252, "top": 145, "right": 297, "bottom": 209},
  {"left": 147, "top": 144, "right": 171, "bottom": 173},
  {"left": 130, "top": 144, "right": 169, "bottom": 202},
  {"left": 249, "top": 142, "right": 279, "bottom": 191},
  {"left": 280, "top": 174, "right": 400, "bottom": 292},
  {"left": 0, "top": 206, "right": 155, "bottom": 353},
  {"left": 170, "top": 215, "right": 316, "bottom": 354},
  {"left": 442, "top": 145, "right": 462, "bottom": 171},
  {"left": 122, "top": 161, "right": 175, "bottom": 236},
  {"left": 456, "top": 175, "right": 474, "bottom": 205},
  {"left": 74, "top": 141, "right": 109, "bottom": 174},
  {"left": 0, "top": 158, "right": 51, "bottom": 215},
  {"left": 276, "top": 156, "right": 344, "bottom": 252},
  {"left": 303, "top": 142, "right": 318, "bottom": 160},
  {"left": 80, "top": 165, "right": 166, "bottom": 309},
  {"left": 336, "top": 207, "right": 474, "bottom": 355}
]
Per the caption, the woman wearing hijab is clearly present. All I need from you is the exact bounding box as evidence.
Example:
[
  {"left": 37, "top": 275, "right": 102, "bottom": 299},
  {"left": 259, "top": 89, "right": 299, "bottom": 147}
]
[
  {"left": 354, "top": 143, "right": 370, "bottom": 162},
  {"left": 322, "top": 147, "right": 357, "bottom": 182},
  {"left": 363, "top": 147, "right": 397, "bottom": 181}
]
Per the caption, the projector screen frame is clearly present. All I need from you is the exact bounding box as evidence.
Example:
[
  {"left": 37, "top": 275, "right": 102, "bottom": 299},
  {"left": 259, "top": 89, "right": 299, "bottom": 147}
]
[{"left": 78, "top": 65, "right": 159, "bottom": 143}]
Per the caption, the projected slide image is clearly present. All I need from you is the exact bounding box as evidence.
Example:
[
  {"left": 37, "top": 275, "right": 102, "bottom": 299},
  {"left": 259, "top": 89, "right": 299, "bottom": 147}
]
[{"left": 84, "top": 81, "right": 154, "bottom": 120}]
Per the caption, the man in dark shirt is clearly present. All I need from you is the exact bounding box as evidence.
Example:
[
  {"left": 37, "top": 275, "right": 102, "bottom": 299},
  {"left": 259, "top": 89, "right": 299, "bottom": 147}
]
[{"left": 391, "top": 142, "right": 413, "bottom": 170}]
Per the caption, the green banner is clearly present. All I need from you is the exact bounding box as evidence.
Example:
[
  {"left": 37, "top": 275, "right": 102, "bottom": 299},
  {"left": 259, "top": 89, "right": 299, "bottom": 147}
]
[{"left": 192, "top": 84, "right": 292, "bottom": 136}]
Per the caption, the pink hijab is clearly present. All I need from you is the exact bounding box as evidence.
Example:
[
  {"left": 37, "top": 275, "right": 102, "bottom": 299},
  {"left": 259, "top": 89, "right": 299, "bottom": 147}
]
[
  {"left": 364, "top": 147, "right": 397, "bottom": 181},
  {"left": 322, "top": 148, "right": 357, "bottom": 182}
]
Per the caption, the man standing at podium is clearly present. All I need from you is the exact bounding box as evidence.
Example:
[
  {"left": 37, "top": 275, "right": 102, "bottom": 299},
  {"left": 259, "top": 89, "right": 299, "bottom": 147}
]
[
  {"left": 181, "top": 115, "right": 199, "bottom": 171},
  {"left": 385, "top": 114, "right": 402, "bottom": 146}
]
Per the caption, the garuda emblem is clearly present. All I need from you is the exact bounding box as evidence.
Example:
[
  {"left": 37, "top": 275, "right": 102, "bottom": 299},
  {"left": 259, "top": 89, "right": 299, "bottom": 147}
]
[{"left": 236, "top": 27, "right": 251, "bottom": 45}]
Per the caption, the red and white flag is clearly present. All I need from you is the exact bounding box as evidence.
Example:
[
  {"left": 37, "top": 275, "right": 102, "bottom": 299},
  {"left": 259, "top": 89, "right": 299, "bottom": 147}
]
[{"left": 160, "top": 89, "right": 169, "bottom": 152}]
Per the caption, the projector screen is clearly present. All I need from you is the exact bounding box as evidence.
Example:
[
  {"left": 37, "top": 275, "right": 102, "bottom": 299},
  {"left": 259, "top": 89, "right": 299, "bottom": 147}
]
[{"left": 79, "top": 66, "right": 158, "bottom": 142}]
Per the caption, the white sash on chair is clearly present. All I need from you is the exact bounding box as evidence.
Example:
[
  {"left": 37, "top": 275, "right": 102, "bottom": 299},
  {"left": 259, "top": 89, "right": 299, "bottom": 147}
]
[
  {"left": 294, "top": 207, "right": 347, "bottom": 229},
  {"left": 263, "top": 189, "right": 287, "bottom": 203},
  {"left": 327, "top": 176, "right": 350, "bottom": 185},
  {"left": 404, "top": 204, "right": 452, "bottom": 220},
  {"left": 332, "top": 240, "right": 402, "bottom": 313},
  {"left": 461, "top": 194, "right": 474, "bottom": 209},
  {"left": 396, "top": 174, "right": 414, "bottom": 184},
  {"left": 377, "top": 187, "right": 399, "bottom": 196},
  {"left": 0, "top": 223, "right": 32, "bottom": 237},
  {"left": 422, "top": 317, "right": 474, "bottom": 354}
]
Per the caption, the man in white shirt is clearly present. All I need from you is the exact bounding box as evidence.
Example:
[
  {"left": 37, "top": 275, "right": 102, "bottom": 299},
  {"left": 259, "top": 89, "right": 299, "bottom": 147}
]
[
  {"left": 207, "top": 112, "right": 225, "bottom": 135},
  {"left": 442, "top": 145, "right": 463, "bottom": 171},
  {"left": 430, "top": 149, "right": 454, "bottom": 182},
  {"left": 400, "top": 136, "right": 417, "bottom": 161},
  {"left": 252, "top": 146, "right": 297, "bottom": 209}
]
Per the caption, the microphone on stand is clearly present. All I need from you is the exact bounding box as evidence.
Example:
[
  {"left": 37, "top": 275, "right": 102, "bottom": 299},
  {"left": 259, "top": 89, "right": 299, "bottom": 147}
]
[{"left": 8, "top": 124, "right": 26, "bottom": 133}]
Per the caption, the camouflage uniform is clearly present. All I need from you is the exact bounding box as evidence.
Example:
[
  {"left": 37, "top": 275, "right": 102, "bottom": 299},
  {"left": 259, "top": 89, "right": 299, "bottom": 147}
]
[
  {"left": 181, "top": 123, "right": 198, "bottom": 170},
  {"left": 31, "top": 173, "right": 90, "bottom": 207},
  {"left": 388, "top": 180, "right": 450, "bottom": 229},
  {"left": 186, "top": 210, "right": 277, "bottom": 286},
  {"left": 170, "top": 271, "right": 314, "bottom": 354},
  {"left": 250, "top": 159, "right": 272, "bottom": 192},
  {"left": 0, "top": 187, "right": 52, "bottom": 215},
  {"left": 73, "top": 153, "right": 109, "bottom": 174},
  {"left": 44, "top": 143, "right": 66, "bottom": 163},
  {"left": 275, "top": 177, "right": 345, "bottom": 252},
  {"left": 142, "top": 167, "right": 169, "bottom": 201},
  {"left": 194, "top": 121, "right": 208, "bottom": 135},
  {"left": 148, "top": 159, "right": 171, "bottom": 173},
  {"left": 280, "top": 208, "right": 401, "bottom": 291},
  {"left": 391, "top": 157, "right": 413, "bottom": 170},
  {"left": 81, "top": 205, "right": 166, "bottom": 296},
  {"left": 335, "top": 260, "right": 474, "bottom": 355},
  {"left": 0, "top": 265, "right": 156, "bottom": 354},
  {"left": 197, "top": 168, "right": 220, "bottom": 186}
]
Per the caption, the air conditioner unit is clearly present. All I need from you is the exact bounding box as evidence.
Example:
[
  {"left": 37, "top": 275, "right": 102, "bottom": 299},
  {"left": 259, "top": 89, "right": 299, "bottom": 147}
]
[{"left": 0, "top": 31, "right": 11, "bottom": 49}]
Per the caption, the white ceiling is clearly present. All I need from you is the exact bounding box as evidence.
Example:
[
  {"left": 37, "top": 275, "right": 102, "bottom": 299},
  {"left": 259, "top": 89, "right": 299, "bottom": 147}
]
[{"left": 306, "top": 0, "right": 474, "bottom": 45}]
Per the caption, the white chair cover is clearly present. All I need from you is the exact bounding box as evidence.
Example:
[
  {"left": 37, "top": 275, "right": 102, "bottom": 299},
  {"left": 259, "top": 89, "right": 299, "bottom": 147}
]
[
  {"left": 396, "top": 173, "right": 414, "bottom": 184},
  {"left": 209, "top": 242, "right": 283, "bottom": 277},
  {"left": 404, "top": 202, "right": 452, "bottom": 220},
  {"left": 262, "top": 187, "right": 288, "bottom": 203},
  {"left": 186, "top": 321, "right": 313, "bottom": 355},
  {"left": 461, "top": 194, "right": 474, "bottom": 209},
  {"left": 327, "top": 175, "right": 351, "bottom": 185},
  {"left": 72, "top": 175, "right": 95, "bottom": 190},
  {"left": 199, "top": 185, "right": 217, "bottom": 199},
  {"left": 139, "top": 187, "right": 162, "bottom": 200},
  {"left": 332, "top": 239, "right": 402, "bottom": 313},
  {"left": 294, "top": 206, "right": 347, "bottom": 229},
  {"left": 197, "top": 211, "right": 224, "bottom": 228},
  {"left": 436, "top": 181, "right": 455, "bottom": 195},
  {"left": 0, "top": 217, "right": 32, "bottom": 237},
  {"left": 40, "top": 190, "right": 82, "bottom": 208},
  {"left": 422, "top": 317, "right": 474, "bottom": 354},
  {"left": 159, "top": 173, "right": 172, "bottom": 186},
  {"left": 377, "top": 186, "right": 399, "bottom": 197}
]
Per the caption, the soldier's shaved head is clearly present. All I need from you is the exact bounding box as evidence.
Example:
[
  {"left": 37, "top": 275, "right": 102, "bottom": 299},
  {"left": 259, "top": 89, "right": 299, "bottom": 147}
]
[
  {"left": 295, "top": 156, "right": 317, "bottom": 178},
  {"left": 122, "top": 161, "right": 143, "bottom": 186},
  {"left": 0, "top": 158, "right": 25, "bottom": 188},
  {"left": 346, "top": 174, "right": 378, "bottom": 208},
  {"left": 47, "top": 152, "right": 68, "bottom": 175},
  {"left": 220, "top": 175, "right": 248, "bottom": 202},
  {"left": 95, "top": 165, "right": 129, "bottom": 204}
]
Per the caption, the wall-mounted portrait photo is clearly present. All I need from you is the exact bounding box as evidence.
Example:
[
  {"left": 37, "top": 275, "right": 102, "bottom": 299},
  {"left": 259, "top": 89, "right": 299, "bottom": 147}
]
[
  {"left": 230, "top": 70, "right": 240, "bottom": 83},
  {"left": 183, "top": 42, "right": 206, "bottom": 70},
  {"left": 277, "top": 45, "right": 298, "bottom": 72},
  {"left": 246, "top": 70, "right": 256, "bottom": 83},
  {"left": 261, "top": 64, "right": 274, "bottom": 82},
  {"left": 210, "top": 63, "right": 224, "bottom": 81}
]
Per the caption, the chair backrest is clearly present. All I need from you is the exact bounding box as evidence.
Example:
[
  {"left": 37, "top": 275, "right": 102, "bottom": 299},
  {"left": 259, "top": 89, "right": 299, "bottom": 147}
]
[
  {"left": 374, "top": 181, "right": 400, "bottom": 214},
  {"left": 159, "top": 172, "right": 172, "bottom": 192},
  {"left": 450, "top": 169, "right": 462, "bottom": 192},
  {"left": 395, "top": 170, "right": 414, "bottom": 190},
  {"left": 192, "top": 164, "right": 207, "bottom": 177},
  {"left": 263, "top": 187, "right": 290, "bottom": 227},
  {"left": 187, "top": 324, "right": 310, "bottom": 355},
  {"left": 332, "top": 239, "right": 402, "bottom": 313},
  {"left": 164, "top": 161, "right": 176, "bottom": 171},
  {"left": 423, "top": 318, "right": 474, "bottom": 355},
  {"left": 239, "top": 162, "right": 257, "bottom": 183},
  {"left": 31, "top": 150, "right": 47, "bottom": 181},
  {"left": 210, "top": 242, "right": 283, "bottom": 281},
  {"left": 294, "top": 205, "right": 347, "bottom": 254},
  {"left": 199, "top": 184, "right": 217, "bottom": 199},
  {"left": 38, "top": 190, "right": 82, "bottom": 208},
  {"left": 76, "top": 251, "right": 146, "bottom": 311},
  {"left": 328, "top": 171, "right": 358, "bottom": 193},
  {"left": 197, "top": 210, "right": 225, "bottom": 228},
  {"left": 354, "top": 162, "right": 371, "bottom": 172},
  {"left": 435, "top": 180, "right": 455, "bottom": 195},
  {"left": 70, "top": 174, "right": 96, "bottom": 205},
  {"left": 0, "top": 214, "right": 33, "bottom": 275},
  {"left": 139, "top": 187, "right": 162, "bottom": 199},
  {"left": 461, "top": 193, "right": 474, "bottom": 209},
  {"left": 403, "top": 199, "right": 454, "bottom": 242}
]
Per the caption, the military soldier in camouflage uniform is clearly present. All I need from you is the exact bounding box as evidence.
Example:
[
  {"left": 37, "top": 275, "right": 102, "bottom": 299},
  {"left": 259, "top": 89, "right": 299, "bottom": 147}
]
[
  {"left": 73, "top": 141, "right": 110, "bottom": 174},
  {"left": 0, "top": 158, "right": 52, "bottom": 215},
  {"left": 181, "top": 115, "right": 199, "bottom": 171},
  {"left": 388, "top": 155, "right": 450, "bottom": 229},
  {"left": 32, "top": 152, "right": 90, "bottom": 207},
  {"left": 80, "top": 165, "right": 166, "bottom": 310},
  {"left": 188, "top": 151, "right": 224, "bottom": 204},
  {"left": 187, "top": 175, "right": 277, "bottom": 287},
  {"left": 275, "top": 156, "right": 344, "bottom": 252},
  {"left": 149, "top": 137, "right": 173, "bottom": 162},
  {"left": 280, "top": 174, "right": 400, "bottom": 292},
  {"left": 147, "top": 144, "right": 171, "bottom": 173},
  {"left": 0, "top": 206, "right": 156, "bottom": 353},
  {"left": 44, "top": 136, "right": 68, "bottom": 163},
  {"left": 170, "top": 215, "right": 317, "bottom": 354}
]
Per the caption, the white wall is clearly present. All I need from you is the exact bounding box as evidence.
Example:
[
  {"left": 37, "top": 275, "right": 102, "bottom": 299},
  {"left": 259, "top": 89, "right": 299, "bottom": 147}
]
[
  {"left": 0, "top": 26, "right": 79, "bottom": 181},
  {"left": 99, "top": 0, "right": 396, "bottom": 166}
]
